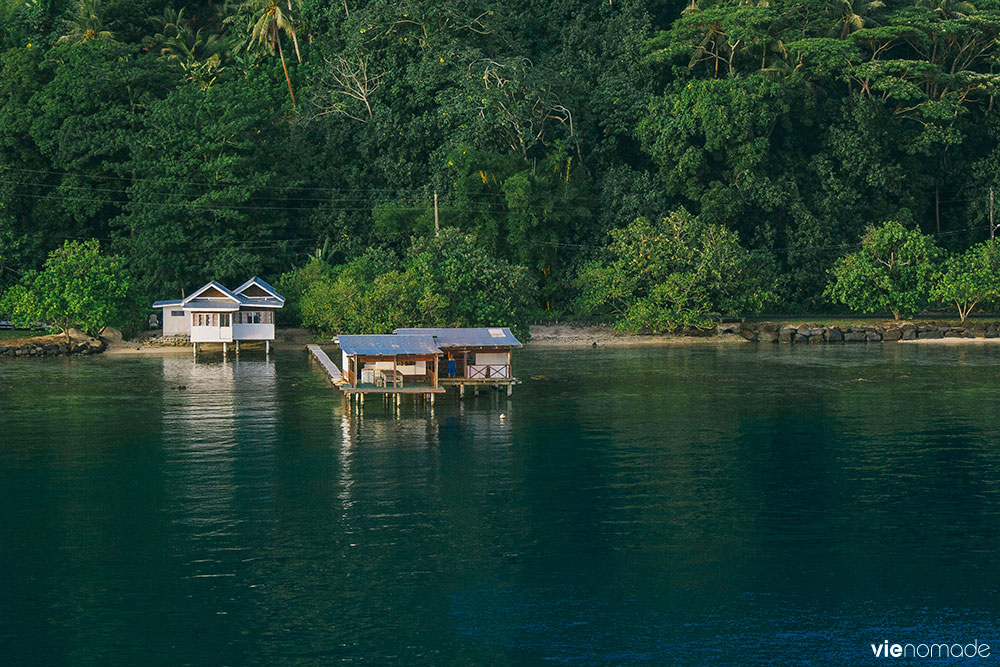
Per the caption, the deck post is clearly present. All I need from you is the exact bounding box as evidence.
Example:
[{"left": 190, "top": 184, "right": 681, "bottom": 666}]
[
  {"left": 236, "top": 340, "right": 240, "bottom": 356},
  {"left": 265, "top": 340, "right": 270, "bottom": 356},
  {"left": 507, "top": 383, "right": 512, "bottom": 396},
  {"left": 193, "top": 342, "right": 197, "bottom": 359},
  {"left": 223, "top": 342, "right": 227, "bottom": 357},
  {"left": 430, "top": 393, "right": 435, "bottom": 406},
  {"left": 360, "top": 393, "right": 364, "bottom": 406},
  {"left": 459, "top": 384, "right": 465, "bottom": 398}
]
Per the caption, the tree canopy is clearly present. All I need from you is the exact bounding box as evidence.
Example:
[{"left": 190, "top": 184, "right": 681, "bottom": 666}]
[{"left": 1, "top": 0, "right": 1000, "bottom": 329}]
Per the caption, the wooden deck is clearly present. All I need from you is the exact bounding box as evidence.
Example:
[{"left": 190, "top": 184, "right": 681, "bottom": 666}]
[
  {"left": 341, "top": 385, "right": 446, "bottom": 394},
  {"left": 307, "top": 344, "right": 342, "bottom": 382}
]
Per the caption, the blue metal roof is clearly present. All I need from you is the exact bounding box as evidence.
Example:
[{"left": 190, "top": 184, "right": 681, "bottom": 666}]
[
  {"left": 337, "top": 334, "right": 441, "bottom": 356},
  {"left": 394, "top": 327, "right": 522, "bottom": 348},
  {"left": 233, "top": 276, "right": 285, "bottom": 303},
  {"left": 152, "top": 299, "right": 183, "bottom": 308}
]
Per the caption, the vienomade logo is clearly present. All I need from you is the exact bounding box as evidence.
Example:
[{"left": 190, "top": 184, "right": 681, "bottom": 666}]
[{"left": 871, "top": 640, "right": 991, "bottom": 659}]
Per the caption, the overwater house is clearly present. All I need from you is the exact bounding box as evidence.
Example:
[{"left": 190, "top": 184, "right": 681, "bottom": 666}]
[
  {"left": 394, "top": 327, "right": 522, "bottom": 395},
  {"left": 152, "top": 277, "right": 284, "bottom": 355},
  {"left": 336, "top": 334, "right": 445, "bottom": 396}
]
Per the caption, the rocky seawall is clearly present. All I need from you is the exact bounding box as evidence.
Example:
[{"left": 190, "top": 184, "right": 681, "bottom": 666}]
[
  {"left": 0, "top": 333, "right": 105, "bottom": 357},
  {"left": 726, "top": 321, "right": 1000, "bottom": 343}
]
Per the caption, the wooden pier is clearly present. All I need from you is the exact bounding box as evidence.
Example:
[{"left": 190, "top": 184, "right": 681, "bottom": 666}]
[{"left": 307, "top": 344, "right": 343, "bottom": 383}]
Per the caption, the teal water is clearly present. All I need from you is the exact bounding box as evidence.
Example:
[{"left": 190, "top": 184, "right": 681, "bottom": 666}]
[{"left": 2, "top": 345, "right": 1000, "bottom": 665}]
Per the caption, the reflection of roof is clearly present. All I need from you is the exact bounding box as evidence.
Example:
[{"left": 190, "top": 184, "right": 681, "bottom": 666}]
[
  {"left": 337, "top": 334, "right": 441, "bottom": 356},
  {"left": 394, "top": 327, "right": 522, "bottom": 348}
]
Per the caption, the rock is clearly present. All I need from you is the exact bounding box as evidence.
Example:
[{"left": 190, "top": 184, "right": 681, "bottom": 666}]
[
  {"left": 988, "top": 331, "right": 999, "bottom": 338},
  {"left": 757, "top": 330, "right": 778, "bottom": 343},
  {"left": 809, "top": 328, "right": 826, "bottom": 337},
  {"left": 844, "top": 331, "right": 867, "bottom": 342},
  {"left": 902, "top": 328, "right": 917, "bottom": 340},
  {"left": 883, "top": 328, "right": 903, "bottom": 341},
  {"left": 796, "top": 325, "right": 811, "bottom": 336},
  {"left": 758, "top": 322, "right": 779, "bottom": 333},
  {"left": 867, "top": 331, "right": 882, "bottom": 342},
  {"left": 944, "top": 330, "right": 964, "bottom": 338},
  {"left": 918, "top": 329, "right": 944, "bottom": 339},
  {"left": 808, "top": 333, "right": 825, "bottom": 344},
  {"left": 740, "top": 329, "right": 757, "bottom": 342},
  {"left": 717, "top": 322, "right": 740, "bottom": 335},
  {"left": 778, "top": 328, "right": 796, "bottom": 343},
  {"left": 970, "top": 329, "right": 987, "bottom": 338},
  {"left": 826, "top": 327, "right": 843, "bottom": 342},
  {"left": 98, "top": 326, "right": 123, "bottom": 345}
]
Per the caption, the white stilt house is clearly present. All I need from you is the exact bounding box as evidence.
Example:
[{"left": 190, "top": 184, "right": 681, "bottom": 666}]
[{"left": 152, "top": 277, "right": 285, "bottom": 356}]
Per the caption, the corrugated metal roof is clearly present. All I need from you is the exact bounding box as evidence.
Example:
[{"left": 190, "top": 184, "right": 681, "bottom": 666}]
[
  {"left": 152, "top": 300, "right": 183, "bottom": 308},
  {"left": 182, "top": 301, "right": 240, "bottom": 311},
  {"left": 237, "top": 299, "right": 283, "bottom": 308},
  {"left": 337, "top": 334, "right": 441, "bottom": 356},
  {"left": 394, "top": 327, "right": 522, "bottom": 348},
  {"left": 233, "top": 276, "right": 285, "bottom": 303},
  {"left": 183, "top": 280, "right": 240, "bottom": 304}
]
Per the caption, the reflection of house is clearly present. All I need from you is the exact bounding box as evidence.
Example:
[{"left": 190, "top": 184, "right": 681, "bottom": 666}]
[
  {"left": 152, "top": 277, "right": 284, "bottom": 355},
  {"left": 395, "top": 328, "right": 522, "bottom": 394},
  {"left": 336, "top": 334, "right": 445, "bottom": 395}
]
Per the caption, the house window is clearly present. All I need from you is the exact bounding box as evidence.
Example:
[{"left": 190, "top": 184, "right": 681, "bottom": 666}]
[{"left": 171, "top": 310, "right": 184, "bottom": 317}]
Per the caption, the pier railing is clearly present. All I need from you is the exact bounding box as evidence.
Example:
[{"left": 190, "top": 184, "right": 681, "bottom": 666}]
[{"left": 466, "top": 364, "right": 511, "bottom": 380}]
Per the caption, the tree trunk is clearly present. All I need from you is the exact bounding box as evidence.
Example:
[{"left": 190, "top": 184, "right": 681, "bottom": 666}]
[
  {"left": 286, "top": 0, "right": 302, "bottom": 63},
  {"left": 277, "top": 35, "right": 296, "bottom": 107}
]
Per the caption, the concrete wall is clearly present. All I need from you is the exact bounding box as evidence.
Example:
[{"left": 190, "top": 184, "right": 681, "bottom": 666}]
[{"left": 161, "top": 308, "right": 189, "bottom": 336}]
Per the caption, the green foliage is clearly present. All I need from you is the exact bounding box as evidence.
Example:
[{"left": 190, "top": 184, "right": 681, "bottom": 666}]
[
  {"left": 0, "top": 238, "right": 130, "bottom": 335},
  {"left": 5, "top": 0, "right": 1000, "bottom": 325},
  {"left": 285, "top": 230, "right": 535, "bottom": 339},
  {"left": 932, "top": 240, "right": 1000, "bottom": 321},
  {"left": 575, "top": 209, "right": 778, "bottom": 332},
  {"left": 825, "top": 220, "right": 941, "bottom": 320}
]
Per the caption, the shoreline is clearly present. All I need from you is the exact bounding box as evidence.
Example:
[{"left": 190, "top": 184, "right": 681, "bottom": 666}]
[
  {"left": 526, "top": 324, "right": 745, "bottom": 348},
  {"left": 13, "top": 323, "right": 1000, "bottom": 358}
]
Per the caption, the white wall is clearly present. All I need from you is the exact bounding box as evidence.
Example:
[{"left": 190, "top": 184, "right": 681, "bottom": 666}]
[
  {"left": 233, "top": 323, "right": 275, "bottom": 341},
  {"left": 474, "top": 352, "right": 509, "bottom": 366},
  {"left": 162, "top": 308, "right": 189, "bottom": 336},
  {"left": 191, "top": 324, "right": 232, "bottom": 343}
]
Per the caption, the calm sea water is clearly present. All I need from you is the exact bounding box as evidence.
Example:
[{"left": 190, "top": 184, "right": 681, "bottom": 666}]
[{"left": 2, "top": 344, "right": 1000, "bottom": 665}]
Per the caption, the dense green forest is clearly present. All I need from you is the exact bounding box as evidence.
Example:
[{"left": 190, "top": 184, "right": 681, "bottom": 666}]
[{"left": 1, "top": 0, "right": 1000, "bottom": 334}]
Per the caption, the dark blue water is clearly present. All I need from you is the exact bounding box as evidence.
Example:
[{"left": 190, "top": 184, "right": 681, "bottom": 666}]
[{"left": 1, "top": 344, "right": 999, "bottom": 665}]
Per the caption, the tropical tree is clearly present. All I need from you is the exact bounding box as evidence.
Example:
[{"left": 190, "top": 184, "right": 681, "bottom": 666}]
[
  {"left": 231, "top": 0, "right": 302, "bottom": 106},
  {"left": 575, "top": 209, "right": 779, "bottom": 332},
  {"left": 932, "top": 240, "right": 1000, "bottom": 322},
  {"left": 825, "top": 220, "right": 941, "bottom": 320},
  {"left": 0, "top": 239, "right": 130, "bottom": 339},
  {"left": 57, "top": 0, "right": 115, "bottom": 44}
]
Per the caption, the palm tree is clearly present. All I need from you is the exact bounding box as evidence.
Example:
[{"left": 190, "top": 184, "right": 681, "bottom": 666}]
[
  {"left": 233, "top": 0, "right": 302, "bottom": 107},
  {"left": 57, "top": 0, "right": 115, "bottom": 44},
  {"left": 836, "top": 0, "right": 885, "bottom": 39},
  {"left": 919, "top": 0, "right": 976, "bottom": 19}
]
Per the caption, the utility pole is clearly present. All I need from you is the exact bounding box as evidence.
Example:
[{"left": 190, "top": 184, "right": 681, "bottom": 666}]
[
  {"left": 990, "top": 188, "right": 997, "bottom": 241},
  {"left": 433, "top": 191, "right": 440, "bottom": 237}
]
